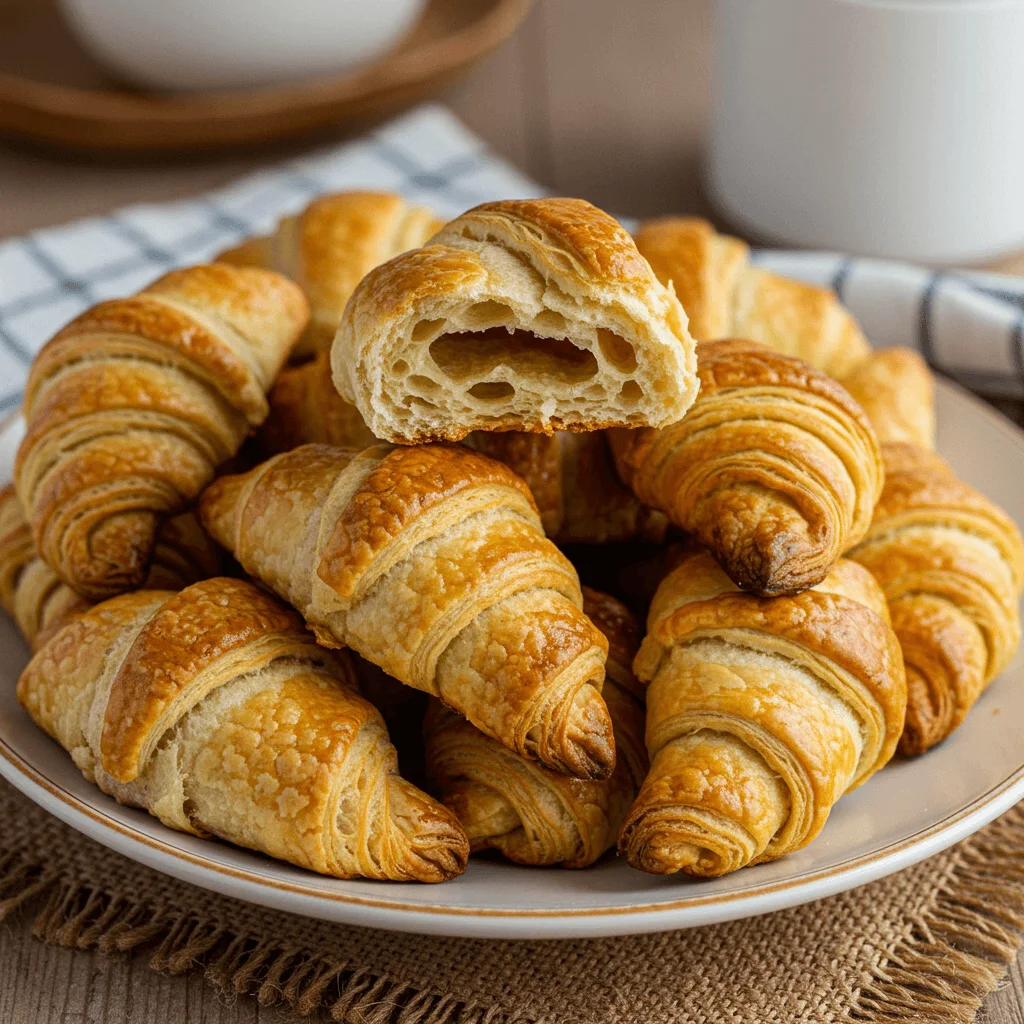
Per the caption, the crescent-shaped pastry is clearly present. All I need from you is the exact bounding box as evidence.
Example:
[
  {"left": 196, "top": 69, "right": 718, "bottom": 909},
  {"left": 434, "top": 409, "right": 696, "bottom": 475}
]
[
  {"left": 0, "top": 484, "right": 220, "bottom": 651},
  {"left": 466, "top": 430, "right": 667, "bottom": 544},
  {"left": 14, "top": 264, "right": 308, "bottom": 600},
  {"left": 258, "top": 350, "right": 378, "bottom": 455},
  {"left": 331, "top": 198, "right": 699, "bottom": 443},
  {"left": 218, "top": 190, "right": 444, "bottom": 361},
  {"left": 18, "top": 577, "right": 469, "bottom": 882},
  {"left": 840, "top": 348, "right": 936, "bottom": 449},
  {"left": 199, "top": 442, "right": 615, "bottom": 780},
  {"left": 619, "top": 547, "right": 906, "bottom": 877},
  {"left": 848, "top": 443, "right": 1024, "bottom": 754},
  {"left": 424, "top": 588, "right": 647, "bottom": 867},
  {"left": 634, "top": 217, "right": 871, "bottom": 379},
  {"left": 609, "top": 339, "right": 883, "bottom": 596}
]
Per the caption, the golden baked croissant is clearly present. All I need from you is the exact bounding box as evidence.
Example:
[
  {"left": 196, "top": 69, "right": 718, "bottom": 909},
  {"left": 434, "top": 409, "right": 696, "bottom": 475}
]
[
  {"left": 331, "top": 198, "right": 699, "bottom": 443},
  {"left": 0, "top": 484, "right": 220, "bottom": 651},
  {"left": 466, "top": 430, "right": 667, "bottom": 544},
  {"left": 839, "top": 347, "right": 936, "bottom": 449},
  {"left": 15, "top": 265, "right": 308, "bottom": 601},
  {"left": 619, "top": 547, "right": 906, "bottom": 877},
  {"left": 218, "top": 190, "right": 444, "bottom": 361},
  {"left": 609, "top": 339, "right": 883, "bottom": 596},
  {"left": 634, "top": 217, "right": 871, "bottom": 379},
  {"left": 848, "top": 443, "right": 1024, "bottom": 755},
  {"left": 256, "top": 356, "right": 664, "bottom": 544},
  {"left": 199, "top": 442, "right": 615, "bottom": 780},
  {"left": 18, "top": 576, "right": 469, "bottom": 882},
  {"left": 258, "top": 350, "right": 378, "bottom": 456},
  {"left": 424, "top": 588, "right": 646, "bottom": 867}
]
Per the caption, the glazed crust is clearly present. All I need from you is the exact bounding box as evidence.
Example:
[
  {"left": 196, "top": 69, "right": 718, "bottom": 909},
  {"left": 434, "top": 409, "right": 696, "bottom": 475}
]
[
  {"left": 840, "top": 348, "right": 936, "bottom": 449},
  {"left": 848, "top": 443, "right": 1024, "bottom": 754},
  {"left": 17, "top": 577, "right": 468, "bottom": 882},
  {"left": 219, "top": 190, "right": 444, "bottom": 361},
  {"left": 14, "top": 264, "right": 307, "bottom": 601},
  {"left": 634, "top": 217, "right": 871, "bottom": 379},
  {"left": 424, "top": 588, "right": 646, "bottom": 867},
  {"left": 609, "top": 339, "right": 883, "bottom": 596},
  {"left": 466, "top": 430, "right": 667, "bottom": 544},
  {"left": 332, "top": 198, "right": 699, "bottom": 443},
  {"left": 199, "top": 442, "right": 616, "bottom": 781},
  {"left": 0, "top": 484, "right": 220, "bottom": 651},
  {"left": 618, "top": 548, "right": 906, "bottom": 877},
  {"left": 258, "top": 350, "right": 378, "bottom": 456}
]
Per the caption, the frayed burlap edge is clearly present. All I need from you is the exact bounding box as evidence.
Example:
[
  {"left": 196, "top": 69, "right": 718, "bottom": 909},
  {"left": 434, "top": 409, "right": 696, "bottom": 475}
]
[
  {"left": 4, "top": 809, "right": 1024, "bottom": 1024},
  {"left": 0, "top": 846, "right": 514, "bottom": 1024}
]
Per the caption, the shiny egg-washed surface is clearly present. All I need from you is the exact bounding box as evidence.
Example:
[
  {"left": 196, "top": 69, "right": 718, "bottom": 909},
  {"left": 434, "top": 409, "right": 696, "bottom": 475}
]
[{"left": 199, "top": 442, "right": 615, "bottom": 781}]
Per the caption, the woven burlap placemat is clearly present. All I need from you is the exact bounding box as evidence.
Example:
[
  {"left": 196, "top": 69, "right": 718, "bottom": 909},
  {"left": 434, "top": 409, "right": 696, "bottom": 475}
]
[{"left": 2, "top": 778, "right": 1023, "bottom": 1024}]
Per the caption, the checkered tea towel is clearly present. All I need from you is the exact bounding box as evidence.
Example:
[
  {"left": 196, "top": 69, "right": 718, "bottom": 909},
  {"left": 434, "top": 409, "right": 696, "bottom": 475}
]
[{"left": 1, "top": 102, "right": 1023, "bottom": 417}]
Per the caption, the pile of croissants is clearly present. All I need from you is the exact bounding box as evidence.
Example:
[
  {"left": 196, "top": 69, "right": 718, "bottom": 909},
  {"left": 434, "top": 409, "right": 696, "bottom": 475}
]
[{"left": 3, "top": 193, "right": 1022, "bottom": 884}]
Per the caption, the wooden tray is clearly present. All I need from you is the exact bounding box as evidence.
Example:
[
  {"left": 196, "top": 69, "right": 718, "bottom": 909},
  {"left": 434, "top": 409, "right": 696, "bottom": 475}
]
[{"left": 0, "top": 0, "right": 531, "bottom": 152}]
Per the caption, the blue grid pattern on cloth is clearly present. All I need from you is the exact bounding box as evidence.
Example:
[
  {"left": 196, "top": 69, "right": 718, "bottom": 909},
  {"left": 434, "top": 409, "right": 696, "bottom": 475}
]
[{"left": 2, "top": 102, "right": 1024, "bottom": 414}]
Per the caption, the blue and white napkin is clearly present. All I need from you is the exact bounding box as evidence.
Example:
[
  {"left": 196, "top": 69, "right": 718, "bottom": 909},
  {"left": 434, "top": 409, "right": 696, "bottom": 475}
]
[{"left": 2, "top": 103, "right": 1023, "bottom": 417}]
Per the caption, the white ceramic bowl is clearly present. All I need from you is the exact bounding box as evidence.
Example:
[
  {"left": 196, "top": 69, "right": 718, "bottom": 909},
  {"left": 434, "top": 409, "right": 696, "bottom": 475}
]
[{"left": 59, "top": 0, "right": 428, "bottom": 92}]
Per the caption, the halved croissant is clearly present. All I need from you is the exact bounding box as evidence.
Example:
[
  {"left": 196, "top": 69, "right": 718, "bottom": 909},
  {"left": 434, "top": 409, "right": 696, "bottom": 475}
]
[
  {"left": 258, "top": 350, "right": 378, "bottom": 456},
  {"left": 199, "top": 442, "right": 615, "bottom": 781},
  {"left": 619, "top": 547, "right": 906, "bottom": 877},
  {"left": 15, "top": 265, "right": 308, "bottom": 601},
  {"left": 18, "top": 576, "right": 469, "bottom": 882},
  {"left": 0, "top": 484, "right": 220, "bottom": 651},
  {"left": 609, "top": 339, "right": 883, "bottom": 596},
  {"left": 466, "top": 430, "right": 667, "bottom": 544},
  {"left": 218, "top": 190, "right": 444, "bottom": 361},
  {"left": 424, "top": 588, "right": 646, "bottom": 867},
  {"left": 848, "top": 443, "right": 1024, "bottom": 754},
  {"left": 256, "top": 356, "right": 665, "bottom": 545},
  {"left": 840, "top": 348, "right": 936, "bottom": 449},
  {"left": 634, "top": 217, "right": 871, "bottom": 379},
  {"left": 331, "top": 198, "right": 699, "bottom": 443}
]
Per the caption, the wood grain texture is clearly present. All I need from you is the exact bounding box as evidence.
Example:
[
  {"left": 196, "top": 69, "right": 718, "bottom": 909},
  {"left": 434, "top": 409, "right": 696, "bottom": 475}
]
[{"left": 2, "top": 0, "right": 1024, "bottom": 1019}]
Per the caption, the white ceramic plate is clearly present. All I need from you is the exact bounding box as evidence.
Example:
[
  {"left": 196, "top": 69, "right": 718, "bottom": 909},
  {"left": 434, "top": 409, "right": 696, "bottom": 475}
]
[{"left": 2, "top": 381, "right": 1024, "bottom": 940}]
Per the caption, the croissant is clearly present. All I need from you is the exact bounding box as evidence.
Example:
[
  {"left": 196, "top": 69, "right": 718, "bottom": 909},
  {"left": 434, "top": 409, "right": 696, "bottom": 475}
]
[
  {"left": 199, "top": 442, "right": 615, "bottom": 780},
  {"left": 634, "top": 217, "right": 871, "bottom": 379},
  {"left": 839, "top": 348, "right": 936, "bottom": 449},
  {"left": 218, "top": 190, "right": 444, "bottom": 361},
  {"left": 331, "top": 198, "right": 699, "bottom": 443},
  {"left": 0, "top": 484, "right": 220, "bottom": 651},
  {"left": 258, "top": 350, "right": 378, "bottom": 456},
  {"left": 848, "top": 443, "right": 1024, "bottom": 755},
  {"left": 14, "top": 264, "right": 308, "bottom": 601},
  {"left": 256, "top": 356, "right": 665, "bottom": 545},
  {"left": 619, "top": 547, "right": 906, "bottom": 877},
  {"left": 466, "top": 430, "right": 667, "bottom": 544},
  {"left": 609, "top": 339, "right": 883, "bottom": 596},
  {"left": 424, "top": 588, "right": 646, "bottom": 867},
  {"left": 18, "top": 576, "right": 469, "bottom": 882}
]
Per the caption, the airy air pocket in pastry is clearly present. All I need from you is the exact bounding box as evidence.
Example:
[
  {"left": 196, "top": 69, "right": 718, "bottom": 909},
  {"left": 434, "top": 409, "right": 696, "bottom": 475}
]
[
  {"left": 609, "top": 339, "right": 883, "bottom": 596},
  {"left": 331, "top": 198, "right": 699, "bottom": 443},
  {"left": 199, "top": 442, "right": 616, "bottom": 781},
  {"left": 17, "top": 576, "right": 469, "bottom": 882},
  {"left": 619, "top": 547, "right": 906, "bottom": 877},
  {"left": 14, "top": 264, "right": 308, "bottom": 601}
]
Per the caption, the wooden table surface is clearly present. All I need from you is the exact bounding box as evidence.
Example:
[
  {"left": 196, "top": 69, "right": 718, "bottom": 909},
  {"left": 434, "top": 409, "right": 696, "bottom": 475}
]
[{"left": 2, "top": 1, "right": 1023, "bottom": 1020}]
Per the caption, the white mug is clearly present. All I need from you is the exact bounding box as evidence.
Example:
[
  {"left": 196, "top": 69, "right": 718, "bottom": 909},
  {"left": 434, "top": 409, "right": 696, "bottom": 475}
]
[
  {"left": 706, "top": 0, "right": 1024, "bottom": 263},
  {"left": 60, "top": 0, "right": 427, "bottom": 92}
]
